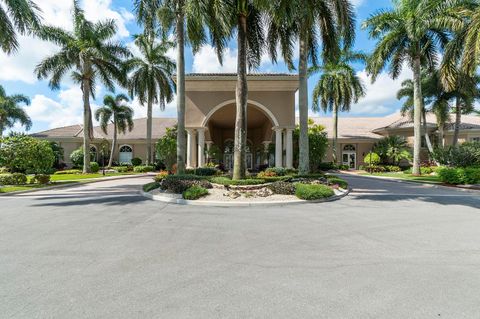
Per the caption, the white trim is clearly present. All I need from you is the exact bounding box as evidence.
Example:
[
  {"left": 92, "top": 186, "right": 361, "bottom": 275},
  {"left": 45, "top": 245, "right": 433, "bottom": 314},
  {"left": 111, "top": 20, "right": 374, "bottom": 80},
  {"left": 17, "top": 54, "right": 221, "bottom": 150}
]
[{"left": 201, "top": 99, "right": 280, "bottom": 127}]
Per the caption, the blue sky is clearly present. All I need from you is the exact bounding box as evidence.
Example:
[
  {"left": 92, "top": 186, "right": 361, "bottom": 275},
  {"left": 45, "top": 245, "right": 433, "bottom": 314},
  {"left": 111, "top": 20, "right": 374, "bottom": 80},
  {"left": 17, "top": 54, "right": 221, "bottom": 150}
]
[{"left": 0, "top": 0, "right": 412, "bottom": 134}]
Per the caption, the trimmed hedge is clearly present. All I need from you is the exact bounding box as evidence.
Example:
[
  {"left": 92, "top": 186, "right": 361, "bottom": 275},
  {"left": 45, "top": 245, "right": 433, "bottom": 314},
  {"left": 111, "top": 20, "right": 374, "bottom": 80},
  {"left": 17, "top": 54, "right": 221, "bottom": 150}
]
[
  {"left": 361, "top": 165, "right": 386, "bottom": 173},
  {"left": 30, "top": 174, "right": 51, "bottom": 185},
  {"left": 112, "top": 166, "right": 130, "bottom": 173},
  {"left": 437, "top": 167, "right": 480, "bottom": 185},
  {"left": 192, "top": 167, "right": 218, "bottom": 176},
  {"left": 210, "top": 176, "right": 266, "bottom": 186},
  {"left": 295, "top": 183, "right": 334, "bottom": 200},
  {"left": 384, "top": 165, "right": 401, "bottom": 172},
  {"left": 90, "top": 162, "right": 100, "bottom": 173},
  {"left": 266, "top": 167, "right": 287, "bottom": 176},
  {"left": 183, "top": 185, "right": 209, "bottom": 200},
  {"left": 133, "top": 165, "right": 155, "bottom": 173},
  {"left": 153, "top": 171, "right": 169, "bottom": 182},
  {"left": 363, "top": 153, "right": 381, "bottom": 165},
  {"left": 268, "top": 181, "right": 296, "bottom": 195},
  {"left": 161, "top": 175, "right": 212, "bottom": 194},
  {"left": 0, "top": 173, "right": 28, "bottom": 185},
  {"left": 54, "top": 169, "right": 82, "bottom": 175},
  {"left": 131, "top": 157, "right": 142, "bottom": 166},
  {"left": 143, "top": 182, "right": 160, "bottom": 192}
]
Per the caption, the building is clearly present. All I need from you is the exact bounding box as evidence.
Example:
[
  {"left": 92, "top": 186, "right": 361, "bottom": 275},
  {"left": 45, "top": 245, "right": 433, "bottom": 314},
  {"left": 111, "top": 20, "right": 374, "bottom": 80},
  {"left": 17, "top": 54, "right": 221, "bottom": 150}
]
[{"left": 32, "top": 74, "right": 480, "bottom": 169}]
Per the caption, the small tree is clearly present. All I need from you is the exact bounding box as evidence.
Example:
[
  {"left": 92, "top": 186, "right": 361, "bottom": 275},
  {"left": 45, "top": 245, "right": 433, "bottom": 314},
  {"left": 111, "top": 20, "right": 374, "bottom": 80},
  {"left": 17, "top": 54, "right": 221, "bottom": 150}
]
[
  {"left": 49, "top": 141, "right": 64, "bottom": 168},
  {"left": 373, "top": 136, "right": 412, "bottom": 165},
  {"left": 0, "top": 134, "right": 54, "bottom": 173},
  {"left": 293, "top": 119, "right": 329, "bottom": 172},
  {"left": 156, "top": 126, "right": 177, "bottom": 172}
]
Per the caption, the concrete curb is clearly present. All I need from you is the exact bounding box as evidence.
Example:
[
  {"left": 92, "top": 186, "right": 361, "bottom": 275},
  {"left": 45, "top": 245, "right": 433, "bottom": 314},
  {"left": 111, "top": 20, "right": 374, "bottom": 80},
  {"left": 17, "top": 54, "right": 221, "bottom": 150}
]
[
  {"left": 339, "top": 172, "right": 480, "bottom": 194},
  {"left": 0, "top": 173, "right": 155, "bottom": 196},
  {"left": 141, "top": 187, "right": 350, "bottom": 207}
]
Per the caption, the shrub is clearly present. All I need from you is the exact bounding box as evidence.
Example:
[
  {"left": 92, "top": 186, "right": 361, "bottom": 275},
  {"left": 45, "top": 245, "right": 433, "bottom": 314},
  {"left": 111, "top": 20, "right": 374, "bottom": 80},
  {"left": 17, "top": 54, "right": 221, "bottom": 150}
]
[
  {"left": 193, "top": 167, "right": 218, "bottom": 176},
  {"left": 266, "top": 167, "right": 286, "bottom": 176},
  {"left": 318, "top": 162, "right": 336, "bottom": 171},
  {"left": 112, "top": 166, "right": 129, "bottom": 173},
  {"left": 0, "top": 135, "right": 55, "bottom": 173},
  {"left": 90, "top": 162, "right": 100, "bottom": 173},
  {"left": 133, "top": 165, "right": 155, "bottom": 173},
  {"left": 153, "top": 171, "right": 169, "bottom": 182},
  {"left": 384, "top": 165, "right": 401, "bottom": 172},
  {"left": 261, "top": 176, "right": 291, "bottom": 183},
  {"left": 403, "top": 166, "right": 436, "bottom": 175},
  {"left": 131, "top": 157, "right": 142, "bottom": 166},
  {"left": 363, "top": 152, "right": 381, "bottom": 165},
  {"left": 268, "top": 181, "right": 296, "bottom": 195},
  {"left": 143, "top": 182, "right": 160, "bottom": 192},
  {"left": 432, "top": 142, "right": 480, "bottom": 167},
  {"left": 295, "top": 183, "right": 334, "bottom": 200},
  {"left": 0, "top": 167, "right": 9, "bottom": 173},
  {"left": 160, "top": 175, "right": 212, "bottom": 194},
  {"left": 295, "top": 173, "right": 326, "bottom": 179},
  {"left": 257, "top": 170, "right": 277, "bottom": 178},
  {"left": 327, "top": 176, "right": 348, "bottom": 189},
  {"left": 464, "top": 168, "right": 480, "bottom": 184},
  {"left": 183, "top": 185, "right": 209, "bottom": 200},
  {"left": 30, "top": 174, "right": 51, "bottom": 185},
  {"left": 210, "top": 176, "right": 266, "bottom": 186},
  {"left": 437, "top": 167, "right": 466, "bottom": 185},
  {"left": 363, "top": 165, "right": 386, "bottom": 173},
  {"left": 156, "top": 126, "right": 178, "bottom": 171},
  {"left": 0, "top": 173, "right": 27, "bottom": 185},
  {"left": 338, "top": 164, "right": 350, "bottom": 170},
  {"left": 69, "top": 147, "right": 96, "bottom": 168},
  {"left": 54, "top": 169, "right": 82, "bottom": 175}
]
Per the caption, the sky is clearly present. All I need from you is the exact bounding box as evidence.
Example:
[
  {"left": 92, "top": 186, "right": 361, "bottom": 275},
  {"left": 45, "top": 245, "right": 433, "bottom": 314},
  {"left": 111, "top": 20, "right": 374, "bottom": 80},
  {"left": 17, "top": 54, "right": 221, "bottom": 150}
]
[{"left": 0, "top": 0, "right": 413, "bottom": 135}]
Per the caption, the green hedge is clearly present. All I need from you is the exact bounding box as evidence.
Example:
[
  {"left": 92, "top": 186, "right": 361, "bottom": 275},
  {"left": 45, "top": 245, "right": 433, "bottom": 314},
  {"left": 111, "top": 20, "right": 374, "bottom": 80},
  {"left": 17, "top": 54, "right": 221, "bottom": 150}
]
[
  {"left": 133, "top": 165, "right": 155, "bottom": 173},
  {"left": 143, "top": 182, "right": 160, "bottom": 192},
  {"left": 0, "top": 173, "right": 28, "bottom": 185},
  {"left": 438, "top": 167, "right": 480, "bottom": 185},
  {"left": 268, "top": 181, "right": 296, "bottom": 195},
  {"left": 210, "top": 176, "right": 266, "bottom": 186},
  {"left": 112, "top": 166, "right": 130, "bottom": 173},
  {"left": 161, "top": 175, "right": 212, "bottom": 193},
  {"left": 183, "top": 185, "right": 209, "bottom": 200},
  {"left": 295, "top": 184, "right": 334, "bottom": 200},
  {"left": 90, "top": 162, "right": 100, "bottom": 173},
  {"left": 327, "top": 176, "right": 348, "bottom": 189},
  {"left": 54, "top": 169, "right": 82, "bottom": 175},
  {"left": 131, "top": 157, "right": 142, "bottom": 166},
  {"left": 30, "top": 174, "right": 51, "bottom": 185}
]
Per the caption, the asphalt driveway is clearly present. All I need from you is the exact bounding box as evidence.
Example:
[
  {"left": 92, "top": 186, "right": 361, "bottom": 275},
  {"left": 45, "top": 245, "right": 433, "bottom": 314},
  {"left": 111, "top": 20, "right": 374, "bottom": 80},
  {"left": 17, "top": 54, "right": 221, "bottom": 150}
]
[{"left": 1, "top": 175, "right": 480, "bottom": 318}]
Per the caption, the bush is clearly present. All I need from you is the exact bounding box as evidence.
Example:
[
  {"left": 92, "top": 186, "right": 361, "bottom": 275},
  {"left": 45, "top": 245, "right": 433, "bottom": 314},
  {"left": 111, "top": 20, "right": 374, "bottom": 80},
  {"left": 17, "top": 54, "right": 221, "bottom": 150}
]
[
  {"left": 69, "top": 147, "right": 96, "bottom": 168},
  {"left": 432, "top": 142, "right": 480, "bottom": 167},
  {"left": 193, "top": 167, "right": 218, "bottom": 176},
  {"left": 464, "top": 168, "right": 480, "bottom": 184},
  {"left": 438, "top": 167, "right": 480, "bottom": 185},
  {"left": 90, "top": 162, "right": 100, "bottom": 173},
  {"left": 362, "top": 165, "right": 386, "bottom": 173},
  {"left": 268, "top": 181, "right": 296, "bottom": 195},
  {"left": 403, "top": 166, "right": 436, "bottom": 175},
  {"left": 0, "top": 167, "right": 9, "bottom": 173},
  {"left": 143, "top": 182, "right": 160, "bottom": 192},
  {"left": 295, "top": 183, "right": 334, "bottom": 200},
  {"left": 54, "top": 169, "right": 82, "bottom": 175},
  {"left": 156, "top": 126, "right": 178, "bottom": 171},
  {"left": 183, "top": 185, "right": 209, "bottom": 200},
  {"left": 266, "top": 167, "right": 286, "bottom": 176},
  {"left": 133, "top": 165, "right": 155, "bottom": 173},
  {"left": 384, "top": 165, "right": 401, "bottom": 172},
  {"left": 111, "top": 166, "right": 129, "bottom": 173},
  {"left": 210, "top": 176, "right": 266, "bottom": 186},
  {"left": 327, "top": 176, "right": 348, "bottom": 189},
  {"left": 338, "top": 164, "right": 350, "bottom": 170},
  {"left": 153, "top": 171, "right": 169, "bottom": 182},
  {"left": 160, "top": 175, "right": 212, "bottom": 194},
  {"left": 318, "top": 162, "right": 336, "bottom": 171},
  {"left": 131, "top": 157, "right": 142, "bottom": 166},
  {"left": 257, "top": 170, "right": 277, "bottom": 178},
  {"left": 0, "top": 135, "right": 55, "bottom": 174},
  {"left": 30, "top": 174, "right": 51, "bottom": 185},
  {"left": 0, "top": 173, "right": 27, "bottom": 185},
  {"left": 363, "top": 152, "right": 381, "bottom": 165}
]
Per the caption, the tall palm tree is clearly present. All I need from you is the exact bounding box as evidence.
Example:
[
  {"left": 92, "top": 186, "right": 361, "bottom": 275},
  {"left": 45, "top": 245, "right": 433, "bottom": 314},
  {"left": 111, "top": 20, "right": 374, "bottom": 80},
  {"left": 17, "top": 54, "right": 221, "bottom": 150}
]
[
  {"left": 0, "top": 0, "right": 42, "bottom": 54},
  {"left": 134, "top": 0, "right": 209, "bottom": 175},
  {"left": 0, "top": 85, "right": 32, "bottom": 138},
  {"left": 363, "top": 0, "right": 458, "bottom": 175},
  {"left": 35, "top": 0, "right": 129, "bottom": 173},
  {"left": 125, "top": 34, "right": 175, "bottom": 165},
  {"left": 267, "top": 0, "right": 356, "bottom": 174},
  {"left": 94, "top": 94, "right": 134, "bottom": 168},
  {"left": 310, "top": 49, "right": 366, "bottom": 164}
]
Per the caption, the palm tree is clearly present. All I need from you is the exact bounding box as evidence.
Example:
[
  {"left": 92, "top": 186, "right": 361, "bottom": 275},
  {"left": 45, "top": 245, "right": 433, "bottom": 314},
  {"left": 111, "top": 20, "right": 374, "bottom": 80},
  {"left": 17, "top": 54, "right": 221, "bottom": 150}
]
[
  {"left": 134, "top": 0, "right": 209, "bottom": 175},
  {"left": 310, "top": 49, "right": 365, "bottom": 164},
  {"left": 373, "top": 136, "right": 411, "bottom": 166},
  {"left": 35, "top": 0, "right": 129, "bottom": 173},
  {"left": 0, "top": 0, "right": 42, "bottom": 54},
  {"left": 267, "top": 0, "right": 356, "bottom": 175},
  {"left": 125, "top": 34, "right": 175, "bottom": 165},
  {"left": 363, "top": 0, "right": 458, "bottom": 175},
  {"left": 0, "top": 85, "right": 32, "bottom": 138},
  {"left": 94, "top": 94, "right": 134, "bottom": 168}
]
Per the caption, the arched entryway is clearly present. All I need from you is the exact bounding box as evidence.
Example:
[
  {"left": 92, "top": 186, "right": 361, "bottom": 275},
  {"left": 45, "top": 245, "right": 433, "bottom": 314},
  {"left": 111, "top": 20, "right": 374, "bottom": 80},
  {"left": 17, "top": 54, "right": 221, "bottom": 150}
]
[
  {"left": 342, "top": 144, "right": 356, "bottom": 169},
  {"left": 119, "top": 145, "right": 133, "bottom": 164}
]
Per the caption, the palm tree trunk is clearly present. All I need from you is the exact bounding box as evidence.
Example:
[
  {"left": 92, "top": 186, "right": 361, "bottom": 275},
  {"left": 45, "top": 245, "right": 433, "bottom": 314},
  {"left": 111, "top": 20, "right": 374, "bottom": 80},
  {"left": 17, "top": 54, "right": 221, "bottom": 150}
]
[
  {"left": 422, "top": 109, "right": 434, "bottom": 153},
  {"left": 146, "top": 94, "right": 153, "bottom": 165},
  {"left": 108, "top": 120, "right": 116, "bottom": 168},
  {"left": 82, "top": 78, "right": 92, "bottom": 174},
  {"left": 452, "top": 98, "right": 461, "bottom": 146},
  {"left": 176, "top": 0, "right": 186, "bottom": 175},
  {"left": 298, "top": 30, "right": 309, "bottom": 174},
  {"left": 332, "top": 105, "right": 338, "bottom": 164},
  {"left": 412, "top": 55, "right": 422, "bottom": 175},
  {"left": 232, "top": 13, "right": 248, "bottom": 180},
  {"left": 438, "top": 123, "right": 445, "bottom": 147}
]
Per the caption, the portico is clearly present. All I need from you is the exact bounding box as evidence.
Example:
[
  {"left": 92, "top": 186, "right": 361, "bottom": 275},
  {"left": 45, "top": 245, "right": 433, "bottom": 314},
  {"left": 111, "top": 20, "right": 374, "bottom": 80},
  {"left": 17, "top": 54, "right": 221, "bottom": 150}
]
[{"left": 182, "top": 74, "right": 298, "bottom": 170}]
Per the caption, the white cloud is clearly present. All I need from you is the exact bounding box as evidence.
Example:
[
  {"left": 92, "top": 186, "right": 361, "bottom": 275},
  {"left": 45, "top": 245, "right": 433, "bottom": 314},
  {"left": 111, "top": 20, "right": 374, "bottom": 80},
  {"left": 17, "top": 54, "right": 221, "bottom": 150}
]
[
  {"left": 351, "top": 0, "right": 365, "bottom": 7},
  {"left": 130, "top": 96, "right": 177, "bottom": 119},
  {"left": 192, "top": 45, "right": 237, "bottom": 73}
]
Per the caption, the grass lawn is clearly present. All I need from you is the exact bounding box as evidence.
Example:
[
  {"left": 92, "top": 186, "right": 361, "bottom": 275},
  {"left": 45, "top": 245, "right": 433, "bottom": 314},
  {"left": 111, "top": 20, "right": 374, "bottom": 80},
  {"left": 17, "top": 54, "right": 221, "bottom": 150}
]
[
  {"left": 359, "top": 172, "right": 441, "bottom": 184},
  {"left": 49, "top": 172, "right": 139, "bottom": 182},
  {"left": 0, "top": 181, "right": 78, "bottom": 193}
]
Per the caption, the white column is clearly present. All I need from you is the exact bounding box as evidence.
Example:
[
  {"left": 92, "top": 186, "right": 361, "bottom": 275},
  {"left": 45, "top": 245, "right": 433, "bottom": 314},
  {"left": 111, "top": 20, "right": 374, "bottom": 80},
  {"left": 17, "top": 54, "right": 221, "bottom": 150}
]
[
  {"left": 186, "top": 129, "right": 197, "bottom": 168},
  {"left": 274, "top": 127, "right": 283, "bottom": 168},
  {"left": 262, "top": 141, "right": 270, "bottom": 165},
  {"left": 286, "top": 128, "right": 293, "bottom": 169},
  {"left": 197, "top": 128, "right": 206, "bottom": 167}
]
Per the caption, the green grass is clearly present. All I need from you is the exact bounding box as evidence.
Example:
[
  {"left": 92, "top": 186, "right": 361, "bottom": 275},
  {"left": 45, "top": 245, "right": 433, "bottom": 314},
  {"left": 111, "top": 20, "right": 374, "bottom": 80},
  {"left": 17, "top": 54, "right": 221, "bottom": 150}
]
[
  {"left": 0, "top": 181, "right": 78, "bottom": 193},
  {"left": 49, "top": 172, "right": 138, "bottom": 182},
  {"left": 359, "top": 172, "right": 441, "bottom": 184}
]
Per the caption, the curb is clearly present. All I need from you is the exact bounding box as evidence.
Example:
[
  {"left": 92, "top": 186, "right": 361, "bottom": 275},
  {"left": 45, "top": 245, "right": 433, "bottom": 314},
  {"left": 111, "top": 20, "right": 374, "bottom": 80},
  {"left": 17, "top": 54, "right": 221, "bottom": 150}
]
[
  {"left": 141, "top": 188, "right": 351, "bottom": 207},
  {"left": 339, "top": 172, "right": 480, "bottom": 194},
  {"left": 0, "top": 173, "right": 155, "bottom": 196}
]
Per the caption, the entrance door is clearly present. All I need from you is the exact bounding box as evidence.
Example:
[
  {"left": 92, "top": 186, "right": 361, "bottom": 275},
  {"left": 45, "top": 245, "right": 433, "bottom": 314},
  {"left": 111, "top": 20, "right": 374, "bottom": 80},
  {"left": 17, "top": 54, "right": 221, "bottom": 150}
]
[
  {"left": 342, "top": 152, "right": 356, "bottom": 169},
  {"left": 119, "top": 145, "right": 133, "bottom": 164}
]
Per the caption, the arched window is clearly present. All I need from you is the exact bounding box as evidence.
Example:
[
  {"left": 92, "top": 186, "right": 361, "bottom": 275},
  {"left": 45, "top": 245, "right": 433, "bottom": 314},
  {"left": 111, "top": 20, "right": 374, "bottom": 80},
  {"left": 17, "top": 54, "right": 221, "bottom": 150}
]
[
  {"left": 119, "top": 145, "right": 133, "bottom": 164},
  {"left": 343, "top": 144, "right": 356, "bottom": 151}
]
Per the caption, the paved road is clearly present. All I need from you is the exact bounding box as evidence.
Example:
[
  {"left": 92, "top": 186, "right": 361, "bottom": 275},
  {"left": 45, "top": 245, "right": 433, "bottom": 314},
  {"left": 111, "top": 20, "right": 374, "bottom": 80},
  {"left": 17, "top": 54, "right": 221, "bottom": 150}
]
[{"left": 1, "top": 175, "right": 480, "bottom": 319}]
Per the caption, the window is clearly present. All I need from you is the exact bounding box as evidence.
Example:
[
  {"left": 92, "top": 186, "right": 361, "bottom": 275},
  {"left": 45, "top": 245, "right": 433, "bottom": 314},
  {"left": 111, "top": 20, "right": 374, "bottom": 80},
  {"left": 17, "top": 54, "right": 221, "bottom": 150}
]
[
  {"left": 119, "top": 145, "right": 133, "bottom": 164},
  {"left": 343, "top": 144, "right": 356, "bottom": 151}
]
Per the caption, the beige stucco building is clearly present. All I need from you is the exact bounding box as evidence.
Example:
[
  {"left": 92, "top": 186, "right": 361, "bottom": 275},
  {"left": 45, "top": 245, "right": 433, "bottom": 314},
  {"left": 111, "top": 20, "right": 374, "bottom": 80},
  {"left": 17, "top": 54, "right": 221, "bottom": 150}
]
[{"left": 32, "top": 73, "right": 480, "bottom": 170}]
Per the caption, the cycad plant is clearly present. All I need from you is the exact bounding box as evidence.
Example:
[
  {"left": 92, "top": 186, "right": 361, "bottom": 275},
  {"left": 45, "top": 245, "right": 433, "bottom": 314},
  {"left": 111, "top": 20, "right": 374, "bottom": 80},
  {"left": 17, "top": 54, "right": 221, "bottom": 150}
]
[
  {"left": 35, "top": 0, "right": 129, "bottom": 173},
  {"left": 95, "top": 94, "right": 134, "bottom": 168},
  {"left": 0, "top": 85, "right": 32, "bottom": 138},
  {"left": 310, "top": 49, "right": 366, "bottom": 164},
  {"left": 0, "top": 0, "right": 42, "bottom": 54},
  {"left": 373, "top": 136, "right": 412, "bottom": 166},
  {"left": 125, "top": 34, "right": 175, "bottom": 165}
]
